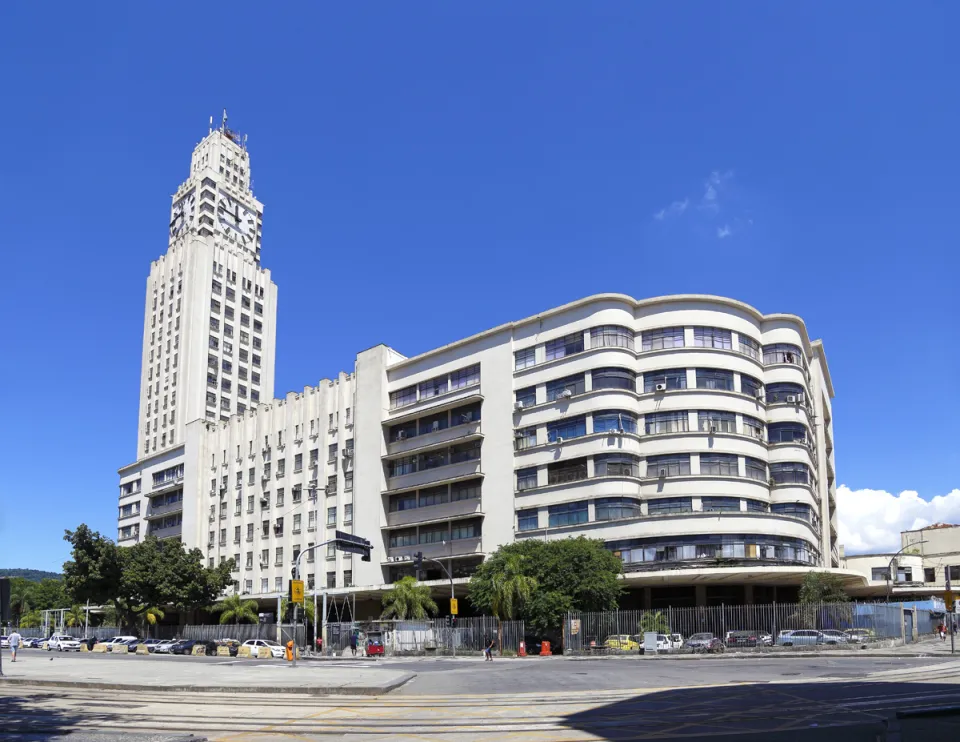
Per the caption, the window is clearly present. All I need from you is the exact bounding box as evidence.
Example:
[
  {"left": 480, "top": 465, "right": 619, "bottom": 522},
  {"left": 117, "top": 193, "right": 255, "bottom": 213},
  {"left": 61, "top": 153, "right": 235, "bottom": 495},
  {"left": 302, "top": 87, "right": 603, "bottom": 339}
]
[
  {"left": 344, "top": 472, "right": 353, "bottom": 491},
  {"left": 925, "top": 568, "right": 937, "bottom": 583},
  {"left": 769, "top": 462, "right": 810, "bottom": 484},
  {"left": 390, "top": 420, "right": 417, "bottom": 442},
  {"left": 324, "top": 572, "right": 335, "bottom": 589},
  {"left": 517, "top": 509, "right": 539, "bottom": 532},
  {"left": 547, "top": 459, "right": 588, "bottom": 485},
  {"left": 643, "top": 368, "right": 687, "bottom": 393},
  {"left": 591, "top": 367, "right": 636, "bottom": 391},
  {"left": 419, "top": 485, "right": 449, "bottom": 507},
  {"left": 594, "top": 453, "right": 640, "bottom": 478},
  {"left": 389, "top": 385, "right": 417, "bottom": 409},
  {"left": 595, "top": 497, "right": 642, "bottom": 521},
  {"left": 696, "top": 369, "right": 734, "bottom": 391},
  {"left": 744, "top": 457, "right": 767, "bottom": 482},
  {"left": 451, "top": 519, "right": 480, "bottom": 540},
  {"left": 294, "top": 454, "right": 302, "bottom": 472},
  {"left": 451, "top": 479, "right": 481, "bottom": 501},
  {"left": 292, "top": 513, "right": 301, "bottom": 533},
  {"left": 648, "top": 498, "right": 693, "bottom": 515},
  {"left": 745, "top": 499, "right": 769, "bottom": 512},
  {"left": 872, "top": 568, "right": 891, "bottom": 581},
  {"left": 698, "top": 410, "right": 736, "bottom": 433},
  {"left": 645, "top": 410, "right": 688, "bottom": 434},
  {"left": 763, "top": 343, "right": 804, "bottom": 366},
  {"left": 545, "top": 332, "right": 584, "bottom": 361},
  {"left": 699, "top": 454, "right": 739, "bottom": 476},
  {"left": 738, "top": 335, "right": 760, "bottom": 360},
  {"left": 388, "top": 455, "right": 418, "bottom": 477},
  {"left": 326, "top": 506, "right": 336, "bottom": 526},
  {"left": 547, "top": 416, "right": 587, "bottom": 443},
  {"left": 548, "top": 501, "right": 588, "bottom": 527},
  {"left": 450, "top": 440, "right": 481, "bottom": 463},
  {"left": 210, "top": 317, "right": 220, "bottom": 332},
  {"left": 308, "top": 511, "right": 317, "bottom": 530},
  {"left": 328, "top": 443, "right": 338, "bottom": 462},
  {"left": 344, "top": 504, "right": 352, "bottom": 524},
  {"left": 546, "top": 374, "right": 585, "bottom": 401},
  {"left": 646, "top": 454, "right": 690, "bottom": 477},
  {"left": 766, "top": 382, "right": 805, "bottom": 404},
  {"left": 452, "top": 402, "right": 481, "bottom": 425},
  {"left": 590, "top": 325, "right": 634, "bottom": 349},
  {"left": 515, "top": 387, "right": 537, "bottom": 408},
  {"left": 420, "top": 524, "right": 448, "bottom": 544},
  {"left": 516, "top": 467, "right": 538, "bottom": 491},
  {"left": 694, "top": 325, "right": 734, "bottom": 349},
  {"left": 389, "top": 493, "right": 417, "bottom": 512},
  {"left": 740, "top": 374, "right": 763, "bottom": 399},
  {"left": 743, "top": 415, "right": 765, "bottom": 441},
  {"left": 419, "top": 375, "right": 448, "bottom": 400},
  {"left": 515, "top": 347, "right": 536, "bottom": 370},
  {"left": 702, "top": 496, "right": 741, "bottom": 512},
  {"left": 593, "top": 411, "right": 638, "bottom": 434},
  {"left": 419, "top": 412, "right": 448, "bottom": 436},
  {"left": 768, "top": 423, "right": 807, "bottom": 444},
  {"left": 275, "top": 547, "right": 283, "bottom": 566},
  {"left": 326, "top": 474, "right": 338, "bottom": 493},
  {"left": 641, "top": 327, "right": 684, "bottom": 351},
  {"left": 950, "top": 566, "right": 960, "bottom": 582},
  {"left": 450, "top": 364, "right": 480, "bottom": 389},
  {"left": 771, "top": 503, "right": 812, "bottom": 521}
]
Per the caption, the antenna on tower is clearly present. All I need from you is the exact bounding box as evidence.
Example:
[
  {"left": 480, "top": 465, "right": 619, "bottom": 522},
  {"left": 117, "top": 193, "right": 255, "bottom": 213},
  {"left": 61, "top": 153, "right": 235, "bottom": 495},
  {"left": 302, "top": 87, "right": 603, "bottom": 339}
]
[
  {"left": 209, "top": 115, "right": 213, "bottom": 134},
  {"left": 243, "top": 133, "right": 248, "bottom": 150},
  {"left": 221, "top": 108, "right": 228, "bottom": 131}
]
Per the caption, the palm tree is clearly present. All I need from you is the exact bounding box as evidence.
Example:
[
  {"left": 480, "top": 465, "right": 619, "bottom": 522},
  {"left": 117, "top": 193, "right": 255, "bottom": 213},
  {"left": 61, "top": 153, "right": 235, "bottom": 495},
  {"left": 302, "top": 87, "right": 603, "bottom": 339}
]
[
  {"left": 638, "top": 611, "right": 669, "bottom": 635},
  {"left": 213, "top": 594, "right": 260, "bottom": 625},
  {"left": 64, "top": 605, "right": 86, "bottom": 628},
  {"left": 281, "top": 598, "right": 315, "bottom": 623},
  {"left": 19, "top": 609, "right": 42, "bottom": 628},
  {"left": 141, "top": 606, "right": 165, "bottom": 638},
  {"left": 489, "top": 554, "right": 537, "bottom": 655},
  {"left": 380, "top": 576, "right": 438, "bottom": 620}
]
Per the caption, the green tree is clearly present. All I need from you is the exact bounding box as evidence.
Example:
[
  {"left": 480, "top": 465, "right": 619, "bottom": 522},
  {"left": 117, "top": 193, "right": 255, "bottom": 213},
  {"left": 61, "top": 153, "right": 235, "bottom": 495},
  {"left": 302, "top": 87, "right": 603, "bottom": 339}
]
[
  {"left": 799, "top": 572, "right": 849, "bottom": 604},
  {"left": 381, "top": 576, "right": 438, "bottom": 620},
  {"left": 18, "top": 609, "right": 42, "bottom": 628},
  {"left": 9, "top": 578, "right": 35, "bottom": 625},
  {"left": 62, "top": 525, "right": 124, "bottom": 607},
  {"left": 638, "top": 611, "right": 670, "bottom": 634},
  {"left": 141, "top": 606, "right": 165, "bottom": 637},
  {"left": 281, "top": 597, "right": 315, "bottom": 623},
  {"left": 64, "top": 605, "right": 86, "bottom": 628},
  {"left": 213, "top": 594, "right": 260, "bottom": 625},
  {"left": 469, "top": 538, "right": 623, "bottom": 641},
  {"left": 478, "top": 553, "right": 536, "bottom": 655}
]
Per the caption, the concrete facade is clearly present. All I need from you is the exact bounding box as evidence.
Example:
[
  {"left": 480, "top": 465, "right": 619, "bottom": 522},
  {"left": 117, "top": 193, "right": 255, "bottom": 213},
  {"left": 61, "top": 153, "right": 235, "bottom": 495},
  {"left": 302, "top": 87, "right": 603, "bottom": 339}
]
[{"left": 118, "top": 124, "right": 862, "bottom": 610}]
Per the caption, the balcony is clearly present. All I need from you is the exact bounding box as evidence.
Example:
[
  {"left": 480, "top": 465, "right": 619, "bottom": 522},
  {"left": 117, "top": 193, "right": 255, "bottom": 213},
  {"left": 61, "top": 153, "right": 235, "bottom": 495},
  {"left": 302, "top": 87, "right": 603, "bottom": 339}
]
[
  {"left": 386, "top": 497, "right": 483, "bottom": 528},
  {"left": 387, "top": 536, "right": 482, "bottom": 562},
  {"left": 387, "top": 387, "right": 483, "bottom": 422},
  {"left": 144, "top": 500, "right": 184, "bottom": 519},
  {"left": 385, "top": 459, "right": 482, "bottom": 493},
  {"left": 150, "top": 476, "right": 184, "bottom": 496},
  {"left": 147, "top": 524, "right": 182, "bottom": 540},
  {"left": 387, "top": 420, "right": 482, "bottom": 457}
]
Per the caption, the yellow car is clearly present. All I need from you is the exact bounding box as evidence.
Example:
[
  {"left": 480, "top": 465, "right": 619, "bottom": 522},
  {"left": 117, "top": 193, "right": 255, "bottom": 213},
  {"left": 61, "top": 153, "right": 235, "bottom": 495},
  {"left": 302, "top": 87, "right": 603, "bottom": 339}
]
[{"left": 604, "top": 634, "right": 639, "bottom": 651}]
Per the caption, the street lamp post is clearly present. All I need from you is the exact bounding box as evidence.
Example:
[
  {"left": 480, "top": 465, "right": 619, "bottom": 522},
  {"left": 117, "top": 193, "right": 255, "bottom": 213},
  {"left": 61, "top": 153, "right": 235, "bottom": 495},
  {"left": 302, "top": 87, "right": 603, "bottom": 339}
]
[
  {"left": 886, "top": 540, "right": 927, "bottom": 603},
  {"left": 419, "top": 542, "right": 457, "bottom": 657}
]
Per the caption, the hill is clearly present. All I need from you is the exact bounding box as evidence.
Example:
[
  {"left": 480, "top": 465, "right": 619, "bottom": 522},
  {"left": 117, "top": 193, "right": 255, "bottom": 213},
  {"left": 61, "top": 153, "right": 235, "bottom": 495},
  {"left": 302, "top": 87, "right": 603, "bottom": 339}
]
[{"left": 0, "top": 568, "right": 62, "bottom": 582}]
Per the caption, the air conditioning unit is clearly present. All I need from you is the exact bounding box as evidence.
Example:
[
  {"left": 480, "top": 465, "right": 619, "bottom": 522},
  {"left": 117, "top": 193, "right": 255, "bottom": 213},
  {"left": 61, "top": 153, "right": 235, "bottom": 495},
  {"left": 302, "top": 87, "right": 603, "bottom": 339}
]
[
  {"left": 514, "top": 401, "right": 525, "bottom": 410},
  {"left": 754, "top": 389, "right": 764, "bottom": 399},
  {"left": 396, "top": 431, "right": 406, "bottom": 440},
  {"left": 556, "top": 436, "right": 564, "bottom": 445},
  {"left": 343, "top": 449, "right": 353, "bottom": 458},
  {"left": 658, "top": 469, "right": 667, "bottom": 477},
  {"left": 273, "top": 524, "right": 281, "bottom": 533},
  {"left": 560, "top": 389, "right": 573, "bottom": 399},
  {"left": 460, "top": 414, "right": 471, "bottom": 424},
  {"left": 432, "top": 421, "right": 440, "bottom": 432},
  {"left": 260, "top": 495, "right": 269, "bottom": 505},
  {"left": 709, "top": 425, "right": 717, "bottom": 433},
  {"left": 786, "top": 395, "right": 797, "bottom": 404},
  {"left": 259, "top": 561, "right": 268, "bottom": 570},
  {"left": 655, "top": 383, "right": 667, "bottom": 392}
]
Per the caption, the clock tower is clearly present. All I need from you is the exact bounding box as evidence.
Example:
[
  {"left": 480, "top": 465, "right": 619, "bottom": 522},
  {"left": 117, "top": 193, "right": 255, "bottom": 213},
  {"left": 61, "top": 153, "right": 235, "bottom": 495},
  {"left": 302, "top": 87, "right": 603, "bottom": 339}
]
[{"left": 135, "top": 114, "right": 278, "bottom": 458}]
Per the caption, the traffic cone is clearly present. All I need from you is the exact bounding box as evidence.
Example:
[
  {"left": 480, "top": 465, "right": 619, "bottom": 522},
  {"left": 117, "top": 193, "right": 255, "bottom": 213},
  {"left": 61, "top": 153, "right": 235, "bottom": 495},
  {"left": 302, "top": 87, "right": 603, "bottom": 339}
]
[{"left": 519, "top": 641, "right": 527, "bottom": 657}]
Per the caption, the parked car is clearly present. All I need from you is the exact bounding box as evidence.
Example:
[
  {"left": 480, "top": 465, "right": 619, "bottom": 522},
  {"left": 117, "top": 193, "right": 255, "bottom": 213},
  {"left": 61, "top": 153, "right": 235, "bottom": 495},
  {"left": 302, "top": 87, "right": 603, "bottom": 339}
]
[
  {"left": 777, "top": 629, "right": 823, "bottom": 646},
  {"left": 776, "top": 630, "right": 796, "bottom": 643},
  {"left": 686, "top": 633, "right": 725, "bottom": 652},
  {"left": 168, "top": 639, "right": 217, "bottom": 655},
  {"left": 47, "top": 634, "right": 82, "bottom": 651},
  {"left": 820, "top": 630, "right": 848, "bottom": 644},
  {"left": 0, "top": 636, "right": 7, "bottom": 648},
  {"left": 77, "top": 637, "right": 98, "bottom": 650},
  {"left": 153, "top": 639, "right": 179, "bottom": 654},
  {"left": 242, "top": 639, "right": 285, "bottom": 658},
  {"left": 22, "top": 637, "right": 44, "bottom": 648},
  {"left": 759, "top": 633, "right": 774, "bottom": 646},
  {"left": 215, "top": 639, "right": 240, "bottom": 656},
  {"left": 844, "top": 628, "right": 875, "bottom": 643},
  {"left": 604, "top": 634, "right": 639, "bottom": 651},
  {"left": 725, "top": 630, "right": 761, "bottom": 648},
  {"left": 102, "top": 636, "right": 139, "bottom": 647},
  {"left": 655, "top": 634, "right": 678, "bottom": 651}
]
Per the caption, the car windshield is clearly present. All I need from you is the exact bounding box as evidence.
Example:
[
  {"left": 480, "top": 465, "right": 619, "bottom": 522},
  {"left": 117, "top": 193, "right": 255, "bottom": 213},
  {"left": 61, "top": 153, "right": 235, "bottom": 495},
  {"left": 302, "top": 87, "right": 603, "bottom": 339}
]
[
  {"left": 263, "top": 640, "right": 281, "bottom": 647},
  {"left": 690, "top": 633, "right": 712, "bottom": 640}
]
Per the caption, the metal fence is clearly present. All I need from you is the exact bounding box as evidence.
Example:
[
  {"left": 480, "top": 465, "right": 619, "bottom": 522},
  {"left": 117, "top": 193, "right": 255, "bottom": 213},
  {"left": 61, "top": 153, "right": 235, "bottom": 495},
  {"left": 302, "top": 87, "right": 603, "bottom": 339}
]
[
  {"left": 11, "top": 623, "right": 307, "bottom": 645},
  {"left": 565, "top": 602, "right": 932, "bottom": 654},
  {"left": 323, "top": 617, "right": 524, "bottom": 656}
]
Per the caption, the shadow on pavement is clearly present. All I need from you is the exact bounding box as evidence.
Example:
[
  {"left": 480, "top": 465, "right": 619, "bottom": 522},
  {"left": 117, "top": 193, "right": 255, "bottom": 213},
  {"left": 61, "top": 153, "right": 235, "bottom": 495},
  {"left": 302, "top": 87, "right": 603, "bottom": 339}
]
[{"left": 562, "top": 681, "right": 960, "bottom": 741}]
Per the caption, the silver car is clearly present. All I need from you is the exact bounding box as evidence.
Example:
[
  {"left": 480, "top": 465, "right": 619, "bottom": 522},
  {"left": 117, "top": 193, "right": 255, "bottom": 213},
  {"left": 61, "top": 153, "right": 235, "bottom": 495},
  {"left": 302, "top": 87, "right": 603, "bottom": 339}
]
[
  {"left": 820, "top": 630, "right": 848, "bottom": 644},
  {"left": 777, "top": 629, "right": 823, "bottom": 646}
]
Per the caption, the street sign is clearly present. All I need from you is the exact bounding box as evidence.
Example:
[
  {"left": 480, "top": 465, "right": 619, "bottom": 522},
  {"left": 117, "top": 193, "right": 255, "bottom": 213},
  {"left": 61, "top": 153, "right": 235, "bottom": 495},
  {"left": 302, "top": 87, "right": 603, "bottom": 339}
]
[
  {"left": 334, "top": 530, "right": 372, "bottom": 561},
  {"left": 570, "top": 619, "right": 581, "bottom": 635},
  {"left": 289, "top": 579, "right": 304, "bottom": 604},
  {"left": 335, "top": 530, "right": 371, "bottom": 547},
  {"left": 450, "top": 598, "right": 458, "bottom": 615}
]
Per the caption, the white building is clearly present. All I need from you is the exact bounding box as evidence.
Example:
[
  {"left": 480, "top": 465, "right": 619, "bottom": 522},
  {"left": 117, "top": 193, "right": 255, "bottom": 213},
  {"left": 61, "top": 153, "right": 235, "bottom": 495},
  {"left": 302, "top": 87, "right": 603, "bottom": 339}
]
[{"left": 118, "top": 122, "right": 863, "bottom": 615}]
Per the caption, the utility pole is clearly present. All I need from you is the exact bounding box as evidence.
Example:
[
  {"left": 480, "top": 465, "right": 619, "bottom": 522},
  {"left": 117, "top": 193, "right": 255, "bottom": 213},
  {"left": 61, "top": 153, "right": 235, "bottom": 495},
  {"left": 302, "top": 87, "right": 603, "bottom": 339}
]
[{"left": 947, "top": 569, "right": 955, "bottom": 655}]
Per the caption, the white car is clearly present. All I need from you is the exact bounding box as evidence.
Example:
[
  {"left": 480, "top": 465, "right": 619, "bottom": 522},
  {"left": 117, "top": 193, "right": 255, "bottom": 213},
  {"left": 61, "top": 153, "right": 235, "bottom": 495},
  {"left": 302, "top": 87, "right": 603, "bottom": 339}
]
[
  {"left": 101, "top": 635, "right": 139, "bottom": 647},
  {"left": 47, "top": 634, "right": 82, "bottom": 651},
  {"left": 242, "top": 639, "right": 284, "bottom": 658},
  {"left": 152, "top": 639, "right": 179, "bottom": 654}
]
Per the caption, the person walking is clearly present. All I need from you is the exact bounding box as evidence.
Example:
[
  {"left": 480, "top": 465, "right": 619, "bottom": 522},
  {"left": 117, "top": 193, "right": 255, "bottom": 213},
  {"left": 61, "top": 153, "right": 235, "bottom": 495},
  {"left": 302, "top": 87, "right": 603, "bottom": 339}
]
[
  {"left": 349, "top": 631, "right": 358, "bottom": 657},
  {"left": 8, "top": 630, "right": 22, "bottom": 662},
  {"left": 484, "top": 636, "right": 495, "bottom": 661},
  {"left": 940, "top": 623, "right": 947, "bottom": 642}
]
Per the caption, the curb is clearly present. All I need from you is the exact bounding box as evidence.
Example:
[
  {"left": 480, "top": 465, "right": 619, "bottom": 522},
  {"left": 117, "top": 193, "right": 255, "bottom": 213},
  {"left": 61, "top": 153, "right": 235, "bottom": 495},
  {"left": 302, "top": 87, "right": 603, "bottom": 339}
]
[
  {"left": 566, "top": 650, "right": 942, "bottom": 660},
  {"left": 0, "top": 672, "right": 416, "bottom": 696}
]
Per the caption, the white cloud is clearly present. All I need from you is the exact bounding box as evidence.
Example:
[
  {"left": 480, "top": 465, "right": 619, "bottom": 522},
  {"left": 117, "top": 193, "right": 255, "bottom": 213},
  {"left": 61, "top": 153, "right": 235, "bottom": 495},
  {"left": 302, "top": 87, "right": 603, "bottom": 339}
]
[
  {"left": 838, "top": 485, "right": 960, "bottom": 555},
  {"left": 653, "top": 198, "right": 689, "bottom": 221},
  {"left": 699, "top": 170, "right": 733, "bottom": 213},
  {"left": 717, "top": 224, "right": 732, "bottom": 239}
]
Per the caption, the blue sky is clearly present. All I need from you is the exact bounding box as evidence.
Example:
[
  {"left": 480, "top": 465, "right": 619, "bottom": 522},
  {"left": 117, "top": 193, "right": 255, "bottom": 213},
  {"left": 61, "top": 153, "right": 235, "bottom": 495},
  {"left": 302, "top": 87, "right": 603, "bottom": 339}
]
[{"left": 1, "top": 3, "right": 957, "bottom": 570}]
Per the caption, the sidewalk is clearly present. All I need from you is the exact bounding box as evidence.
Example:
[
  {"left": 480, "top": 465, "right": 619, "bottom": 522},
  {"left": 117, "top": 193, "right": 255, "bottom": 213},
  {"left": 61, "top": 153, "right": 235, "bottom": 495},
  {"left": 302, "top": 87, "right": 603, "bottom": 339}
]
[{"left": 0, "top": 653, "right": 414, "bottom": 695}]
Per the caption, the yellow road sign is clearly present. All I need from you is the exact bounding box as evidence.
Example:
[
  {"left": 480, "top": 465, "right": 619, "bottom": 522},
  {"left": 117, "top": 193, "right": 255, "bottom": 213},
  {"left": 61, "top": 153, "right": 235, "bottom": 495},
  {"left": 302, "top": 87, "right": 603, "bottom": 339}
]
[
  {"left": 946, "top": 590, "right": 955, "bottom": 612},
  {"left": 450, "top": 598, "right": 459, "bottom": 615},
  {"left": 290, "top": 579, "right": 304, "bottom": 604}
]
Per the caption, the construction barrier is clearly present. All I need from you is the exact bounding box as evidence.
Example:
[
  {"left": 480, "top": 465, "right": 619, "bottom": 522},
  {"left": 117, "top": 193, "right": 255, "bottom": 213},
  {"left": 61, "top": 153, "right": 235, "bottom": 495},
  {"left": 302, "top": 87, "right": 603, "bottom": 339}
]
[
  {"left": 237, "top": 645, "right": 252, "bottom": 658},
  {"left": 111, "top": 644, "right": 129, "bottom": 654},
  {"left": 217, "top": 645, "right": 231, "bottom": 657},
  {"left": 257, "top": 646, "right": 272, "bottom": 659},
  {"left": 135, "top": 644, "right": 150, "bottom": 655},
  {"left": 80, "top": 643, "right": 89, "bottom": 652},
  {"left": 92, "top": 644, "right": 108, "bottom": 653},
  {"left": 191, "top": 645, "right": 206, "bottom": 656},
  {"left": 41, "top": 642, "right": 49, "bottom": 651}
]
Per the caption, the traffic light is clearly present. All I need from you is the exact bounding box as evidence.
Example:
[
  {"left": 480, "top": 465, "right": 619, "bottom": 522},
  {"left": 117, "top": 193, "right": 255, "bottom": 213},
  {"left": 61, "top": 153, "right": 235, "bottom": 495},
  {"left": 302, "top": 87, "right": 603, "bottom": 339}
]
[
  {"left": 451, "top": 615, "right": 457, "bottom": 628},
  {"left": 413, "top": 551, "right": 423, "bottom": 579},
  {"left": 445, "top": 615, "right": 452, "bottom": 627}
]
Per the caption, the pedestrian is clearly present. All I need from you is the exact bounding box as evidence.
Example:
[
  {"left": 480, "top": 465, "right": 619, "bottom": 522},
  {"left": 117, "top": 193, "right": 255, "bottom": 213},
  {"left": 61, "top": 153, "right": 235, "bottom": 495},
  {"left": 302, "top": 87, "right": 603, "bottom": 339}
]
[
  {"left": 484, "top": 636, "right": 495, "bottom": 661},
  {"left": 350, "top": 631, "right": 358, "bottom": 657},
  {"left": 8, "top": 629, "right": 22, "bottom": 662},
  {"left": 940, "top": 623, "right": 947, "bottom": 642}
]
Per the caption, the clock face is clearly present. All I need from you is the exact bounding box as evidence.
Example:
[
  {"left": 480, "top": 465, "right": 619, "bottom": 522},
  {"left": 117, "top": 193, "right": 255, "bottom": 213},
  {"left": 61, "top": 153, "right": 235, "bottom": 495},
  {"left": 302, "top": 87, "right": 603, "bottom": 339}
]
[
  {"left": 217, "top": 191, "right": 257, "bottom": 245},
  {"left": 169, "top": 190, "right": 196, "bottom": 238}
]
